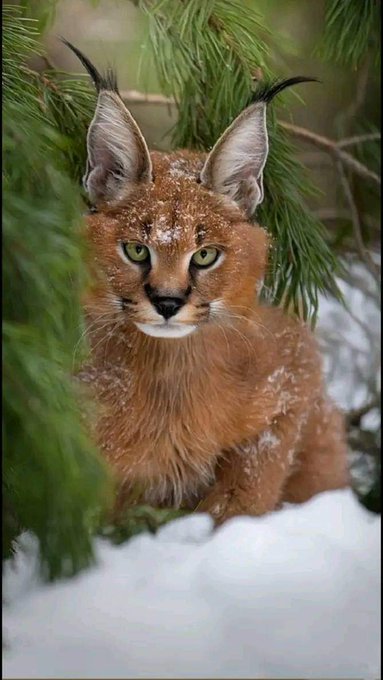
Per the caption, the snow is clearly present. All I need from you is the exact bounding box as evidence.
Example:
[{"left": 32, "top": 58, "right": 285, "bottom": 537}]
[
  {"left": 154, "top": 224, "right": 183, "bottom": 245},
  {"left": 257, "top": 430, "right": 280, "bottom": 451},
  {"left": 2, "top": 491, "right": 380, "bottom": 679},
  {"left": 152, "top": 215, "right": 183, "bottom": 245},
  {"left": 3, "top": 258, "right": 381, "bottom": 679},
  {"left": 316, "top": 259, "right": 380, "bottom": 418},
  {"left": 168, "top": 158, "right": 195, "bottom": 179}
]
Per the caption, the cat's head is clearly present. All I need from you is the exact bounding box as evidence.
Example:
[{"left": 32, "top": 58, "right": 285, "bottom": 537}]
[
  {"left": 85, "top": 150, "right": 269, "bottom": 339},
  {"left": 66, "top": 41, "right": 315, "bottom": 339}
]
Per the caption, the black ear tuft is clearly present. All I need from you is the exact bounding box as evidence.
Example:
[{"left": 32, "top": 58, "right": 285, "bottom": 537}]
[
  {"left": 250, "top": 76, "right": 320, "bottom": 105},
  {"left": 61, "top": 38, "right": 119, "bottom": 94}
]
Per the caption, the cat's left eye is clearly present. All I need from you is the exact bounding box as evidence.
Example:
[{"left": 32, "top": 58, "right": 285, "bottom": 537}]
[
  {"left": 122, "top": 242, "right": 150, "bottom": 264},
  {"left": 191, "top": 247, "right": 219, "bottom": 268}
]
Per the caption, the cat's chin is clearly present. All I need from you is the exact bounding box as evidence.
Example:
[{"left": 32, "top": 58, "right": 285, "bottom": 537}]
[{"left": 135, "top": 322, "right": 197, "bottom": 339}]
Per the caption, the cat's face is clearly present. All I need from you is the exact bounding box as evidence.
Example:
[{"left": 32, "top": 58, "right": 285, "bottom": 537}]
[{"left": 86, "top": 153, "right": 268, "bottom": 338}]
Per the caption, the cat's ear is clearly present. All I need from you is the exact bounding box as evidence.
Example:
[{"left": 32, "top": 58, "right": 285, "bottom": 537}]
[
  {"left": 62, "top": 40, "right": 152, "bottom": 205},
  {"left": 200, "top": 77, "right": 319, "bottom": 218},
  {"left": 200, "top": 102, "right": 268, "bottom": 218},
  {"left": 84, "top": 91, "right": 152, "bottom": 204}
]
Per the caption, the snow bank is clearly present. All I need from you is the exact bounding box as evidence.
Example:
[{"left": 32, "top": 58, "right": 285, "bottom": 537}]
[{"left": 3, "top": 490, "right": 380, "bottom": 679}]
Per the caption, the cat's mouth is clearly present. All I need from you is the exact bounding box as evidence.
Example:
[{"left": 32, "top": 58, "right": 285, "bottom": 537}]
[{"left": 135, "top": 322, "right": 197, "bottom": 339}]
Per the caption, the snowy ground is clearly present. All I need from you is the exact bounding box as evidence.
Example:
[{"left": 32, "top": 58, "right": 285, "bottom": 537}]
[
  {"left": 2, "top": 492, "right": 380, "bottom": 679},
  {"left": 3, "top": 260, "right": 381, "bottom": 679}
]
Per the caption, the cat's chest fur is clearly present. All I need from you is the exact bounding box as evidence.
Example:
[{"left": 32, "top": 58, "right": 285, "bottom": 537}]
[{"left": 78, "top": 326, "right": 271, "bottom": 506}]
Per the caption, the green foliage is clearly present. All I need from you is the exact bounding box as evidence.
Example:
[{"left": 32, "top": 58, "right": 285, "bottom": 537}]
[
  {"left": 137, "top": 0, "right": 341, "bottom": 324},
  {"left": 99, "top": 506, "right": 188, "bottom": 545},
  {"left": 257, "top": 120, "right": 341, "bottom": 321},
  {"left": 3, "top": 6, "right": 110, "bottom": 580},
  {"left": 318, "top": 0, "right": 380, "bottom": 68},
  {"left": 32, "top": 70, "right": 97, "bottom": 184}
]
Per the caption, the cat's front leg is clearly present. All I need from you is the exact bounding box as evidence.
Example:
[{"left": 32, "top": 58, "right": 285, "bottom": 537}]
[{"left": 198, "top": 419, "right": 300, "bottom": 524}]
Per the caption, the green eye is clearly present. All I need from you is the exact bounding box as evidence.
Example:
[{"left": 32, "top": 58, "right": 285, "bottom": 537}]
[
  {"left": 122, "top": 242, "right": 150, "bottom": 263},
  {"left": 191, "top": 247, "right": 219, "bottom": 268}
]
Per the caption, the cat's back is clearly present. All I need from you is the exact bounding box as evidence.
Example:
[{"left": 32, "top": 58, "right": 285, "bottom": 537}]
[{"left": 254, "top": 303, "right": 324, "bottom": 396}]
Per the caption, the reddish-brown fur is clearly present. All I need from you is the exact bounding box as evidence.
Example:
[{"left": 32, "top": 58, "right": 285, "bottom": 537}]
[{"left": 79, "top": 150, "right": 349, "bottom": 523}]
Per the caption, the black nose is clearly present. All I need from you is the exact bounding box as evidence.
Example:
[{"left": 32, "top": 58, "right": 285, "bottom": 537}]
[{"left": 152, "top": 296, "right": 184, "bottom": 320}]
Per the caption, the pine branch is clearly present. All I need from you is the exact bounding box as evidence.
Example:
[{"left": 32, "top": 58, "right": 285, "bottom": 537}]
[
  {"left": 317, "top": 0, "right": 380, "bottom": 68},
  {"left": 3, "top": 6, "right": 110, "bottom": 580}
]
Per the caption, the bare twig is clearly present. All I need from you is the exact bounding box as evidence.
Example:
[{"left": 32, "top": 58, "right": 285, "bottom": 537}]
[
  {"left": 337, "top": 133, "right": 381, "bottom": 148},
  {"left": 336, "top": 160, "right": 380, "bottom": 285},
  {"left": 121, "top": 89, "right": 174, "bottom": 105},
  {"left": 279, "top": 121, "right": 381, "bottom": 186},
  {"left": 314, "top": 209, "right": 380, "bottom": 240}
]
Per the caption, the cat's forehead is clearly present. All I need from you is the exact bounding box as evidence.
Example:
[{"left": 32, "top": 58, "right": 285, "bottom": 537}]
[
  {"left": 133, "top": 194, "right": 224, "bottom": 250},
  {"left": 111, "top": 151, "right": 238, "bottom": 248}
]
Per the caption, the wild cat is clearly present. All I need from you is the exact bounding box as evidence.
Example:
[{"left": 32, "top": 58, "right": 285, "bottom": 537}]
[{"left": 66, "top": 41, "right": 349, "bottom": 524}]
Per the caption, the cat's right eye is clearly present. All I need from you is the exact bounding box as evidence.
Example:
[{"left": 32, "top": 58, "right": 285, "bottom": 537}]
[
  {"left": 121, "top": 242, "right": 150, "bottom": 264},
  {"left": 191, "top": 246, "right": 219, "bottom": 268}
]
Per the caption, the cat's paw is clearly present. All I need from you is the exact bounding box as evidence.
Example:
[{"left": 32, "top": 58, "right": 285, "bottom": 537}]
[{"left": 198, "top": 488, "right": 246, "bottom": 525}]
